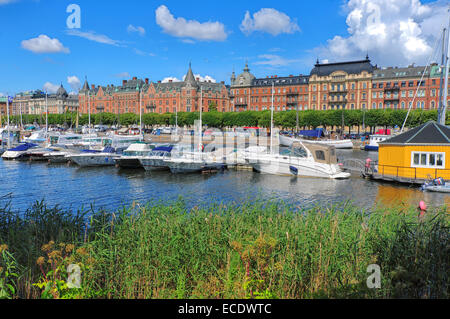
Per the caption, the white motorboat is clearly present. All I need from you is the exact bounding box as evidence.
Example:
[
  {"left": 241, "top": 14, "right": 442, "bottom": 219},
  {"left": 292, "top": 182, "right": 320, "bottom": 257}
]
[
  {"left": 246, "top": 141, "right": 351, "bottom": 179},
  {"left": 23, "top": 130, "right": 49, "bottom": 145},
  {"left": 1, "top": 143, "right": 39, "bottom": 160},
  {"left": 164, "top": 144, "right": 225, "bottom": 174},
  {"left": 139, "top": 145, "right": 175, "bottom": 171},
  {"left": 115, "top": 142, "right": 156, "bottom": 168},
  {"left": 43, "top": 146, "right": 81, "bottom": 164},
  {"left": 69, "top": 147, "right": 120, "bottom": 167},
  {"left": 279, "top": 134, "right": 353, "bottom": 149},
  {"left": 363, "top": 135, "right": 390, "bottom": 151},
  {"left": 421, "top": 178, "right": 450, "bottom": 193}
]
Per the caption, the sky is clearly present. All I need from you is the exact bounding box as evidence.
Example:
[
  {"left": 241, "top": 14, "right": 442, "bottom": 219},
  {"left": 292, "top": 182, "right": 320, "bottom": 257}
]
[{"left": 0, "top": 0, "right": 448, "bottom": 96}]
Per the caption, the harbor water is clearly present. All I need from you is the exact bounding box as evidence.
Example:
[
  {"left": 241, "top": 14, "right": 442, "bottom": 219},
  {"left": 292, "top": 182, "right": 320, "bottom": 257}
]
[{"left": 0, "top": 149, "right": 448, "bottom": 213}]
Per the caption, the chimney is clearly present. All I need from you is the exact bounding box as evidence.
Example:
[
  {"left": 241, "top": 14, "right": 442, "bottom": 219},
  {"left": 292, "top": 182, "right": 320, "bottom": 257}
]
[
  {"left": 91, "top": 84, "right": 95, "bottom": 89},
  {"left": 133, "top": 77, "right": 137, "bottom": 80},
  {"left": 158, "top": 80, "right": 161, "bottom": 83},
  {"left": 169, "top": 80, "right": 173, "bottom": 83},
  {"left": 196, "top": 77, "right": 200, "bottom": 81},
  {"left": 145, "top": 78, "right": 149, "bottom": 84},
  {"left": 123, "top": 80, "right": 127, "bottom": 86}
]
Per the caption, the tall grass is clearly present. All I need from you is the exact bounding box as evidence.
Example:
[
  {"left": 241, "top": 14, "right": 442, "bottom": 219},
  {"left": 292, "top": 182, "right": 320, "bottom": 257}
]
[{"left": 0, "top": 199, "right": 448, "bottom": 299}]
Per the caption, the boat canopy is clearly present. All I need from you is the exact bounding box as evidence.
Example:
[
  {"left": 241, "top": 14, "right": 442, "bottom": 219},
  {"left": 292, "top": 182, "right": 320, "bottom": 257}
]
[
  {"left": 153, "top": 146, "right": 173, "bottom": 153},
  {"left": 8, "top": 143, "right": 38, "bottom": 152},
  {"left": 103, "top": 147, "right": 116, "bottom": 154},
  {"left": 298, "top": 129, "right": 324, "bottom": 138},
  {"left": 302, "top": 142, "right": 337, "bottom": 164}
]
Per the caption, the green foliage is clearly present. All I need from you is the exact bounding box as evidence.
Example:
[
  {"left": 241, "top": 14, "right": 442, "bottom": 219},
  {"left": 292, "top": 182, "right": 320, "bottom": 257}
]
[
  {"left": 7, "top": 109, "right": 445, "bottom": 130},
  {"left": 0, "top": 246, "right": 19, "bottom": 299},
  {"left": 0, "top": 200, "right": 448, "bottom": 299}
]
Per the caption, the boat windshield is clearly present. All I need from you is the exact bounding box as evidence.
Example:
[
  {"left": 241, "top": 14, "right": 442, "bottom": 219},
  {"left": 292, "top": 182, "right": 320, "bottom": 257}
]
[{"left": 282, "top": 144, "right": 308, "bottom": 158}]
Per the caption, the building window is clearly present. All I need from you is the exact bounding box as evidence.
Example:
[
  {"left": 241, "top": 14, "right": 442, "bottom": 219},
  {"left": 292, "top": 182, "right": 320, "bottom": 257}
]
[{"left": 412, "top": 152, "right": 445, "bottom": 168}]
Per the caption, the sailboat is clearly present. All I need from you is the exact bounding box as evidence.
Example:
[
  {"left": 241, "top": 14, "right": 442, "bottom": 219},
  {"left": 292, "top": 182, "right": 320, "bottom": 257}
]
[
  {"left": 247, "top": 83, "right": 350, "bottom": 179},
  {"left": 164, "top": 86, "right": 225, "bottom": 174}
]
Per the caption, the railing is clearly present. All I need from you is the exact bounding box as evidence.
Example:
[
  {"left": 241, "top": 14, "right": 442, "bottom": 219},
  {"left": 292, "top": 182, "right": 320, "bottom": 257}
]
[{"left": 368, "top": 162, "right": 450, "bottom": 180}]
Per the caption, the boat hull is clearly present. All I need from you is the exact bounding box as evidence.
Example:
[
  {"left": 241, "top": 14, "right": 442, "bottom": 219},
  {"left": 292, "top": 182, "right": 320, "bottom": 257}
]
[
  {"left": 70, "top": 154, "right": 120, "bottom": 167},
  {"left": 279, "top": 135, "right": 353, "bottom": 149},
  {"left": 140, "top": 158, "right": 170, "bottom": 171},
  {"left": 115, "top": 157, "right": 143, "bottom": 169},
  {"left": 364, "top": 145, "right": 379, "bottom": 151},
  {"left": 248, "top": 155, "right": 350, "bottom": 179}
]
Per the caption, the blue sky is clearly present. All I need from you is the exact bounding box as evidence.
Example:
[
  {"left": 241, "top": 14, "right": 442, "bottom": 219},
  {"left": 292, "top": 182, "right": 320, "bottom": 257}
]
[{"left": 0, "top": 0, "right": 447, "bottom": 95}]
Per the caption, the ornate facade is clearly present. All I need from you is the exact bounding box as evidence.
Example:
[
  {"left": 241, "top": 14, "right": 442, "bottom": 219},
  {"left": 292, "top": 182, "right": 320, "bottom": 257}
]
[
  {"left": 12, "top": 85, "right": 78, "bottom": 115},
  {"left": 78, "top": 64, "right": 230, "bottom": 115}
]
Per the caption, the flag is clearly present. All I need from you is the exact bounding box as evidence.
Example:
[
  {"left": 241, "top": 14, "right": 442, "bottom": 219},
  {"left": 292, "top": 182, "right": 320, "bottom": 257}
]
[{"left": 7, "top": 96, "right": 13, "bottom": 104}]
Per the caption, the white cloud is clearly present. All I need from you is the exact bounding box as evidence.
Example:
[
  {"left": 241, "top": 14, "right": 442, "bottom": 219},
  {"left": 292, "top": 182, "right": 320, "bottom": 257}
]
[
  {"left": 316, "top": 0, "right": 448, "bottom": 66},
  {"left": 182, "top": 74, "right": 217, "bottom": 82},
  {"left": 155, "top": 5, "right": 227, "bottom": 41},
  {"left": 43, "top": 82, "right": 60, "bottom": 94},
  {"left": 115, "top": 72, "right": 130, "bottom": 78},
  {"left": 133, "top": 48, "right": 156, "bottom": 56},
  {"left": 67, "top": 30, "right": 122, "bottom": 46},
  {"left": 127, "top": 25, "right": 146, "bottom": 36},
  {"left": 67, "top": 76, "right": 81, "bottom": 92},
  {"left": 162, "top": 74, "right": 217, "bottom": 83},
  {"left": 0, "top": 0, "right": 17, "bottom": 5},
  {"left": 21, "top": 35, "right": 70, "bottom": 54},
  {"left": 254, "top": 54, "right": 301, "bottom": 67},
  {"left": 161, "top": 77, "right": 181, "bottom": 83},
  {"left": 240, "top": 8, "right": 300, "bottom": 36}
]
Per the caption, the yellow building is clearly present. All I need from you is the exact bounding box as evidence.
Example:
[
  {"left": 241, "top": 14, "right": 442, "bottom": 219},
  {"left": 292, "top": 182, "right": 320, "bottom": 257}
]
[{"left": 377, "top": 121, "right": 450, "bottom": 182}]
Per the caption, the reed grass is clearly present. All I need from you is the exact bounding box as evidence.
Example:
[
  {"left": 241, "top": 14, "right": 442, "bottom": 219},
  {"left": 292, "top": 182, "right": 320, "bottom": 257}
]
[{"left": 0, "top": 199, "right": 448, "bottom": 299}]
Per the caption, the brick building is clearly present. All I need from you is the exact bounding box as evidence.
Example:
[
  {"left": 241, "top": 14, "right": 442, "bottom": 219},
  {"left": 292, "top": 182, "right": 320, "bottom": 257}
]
[
  {"left": 77, "top": 58, "right": 448, "bottom": 116},
  {"left": 230, "top": 62, "right": 309, "bottom": 112},
  {"left": 79, "top": 64, "right": 230, "bottom": 115}
]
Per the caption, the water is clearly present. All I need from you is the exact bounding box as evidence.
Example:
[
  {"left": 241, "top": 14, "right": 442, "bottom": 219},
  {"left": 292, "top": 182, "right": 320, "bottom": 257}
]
[{"left": 0, "top": 149, "right": 448, "bottom": 213}]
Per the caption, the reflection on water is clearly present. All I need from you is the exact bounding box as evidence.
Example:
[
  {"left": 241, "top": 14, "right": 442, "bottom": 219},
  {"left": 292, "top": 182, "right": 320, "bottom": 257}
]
[{"left": 0, "top": 149, "right": 448, "bottom": 213}]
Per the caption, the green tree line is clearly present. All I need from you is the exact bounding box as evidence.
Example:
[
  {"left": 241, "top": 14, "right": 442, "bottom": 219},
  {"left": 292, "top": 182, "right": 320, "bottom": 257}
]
[{"left": 3, "top": 109, "right": 448, "bottom": 132}]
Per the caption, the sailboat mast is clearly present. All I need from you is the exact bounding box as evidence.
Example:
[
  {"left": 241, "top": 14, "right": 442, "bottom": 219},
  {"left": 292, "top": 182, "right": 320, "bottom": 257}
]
[
  {"left": 139, "top": 86, "right": 142, "bottom": 138},
  {"left": 6, "top": 93, "right": 10, "bottom": 148},
  {"left": 88, "top": 92, "right": 91, "bottom": 133},
  {"left": 45, "top": 91, "right": 48, "bottom": 138},
  {"left": 175, "top": 106, "right": 178, "bottom": 136},
  {"left": 199, "top": 86, "right": 203, "bottom": 151},
  {"left": 441, "top": 22, "right": 450, "bottom": 126},
  {"left": 270, "top": 82, "right": 274, "bottom": 154}
]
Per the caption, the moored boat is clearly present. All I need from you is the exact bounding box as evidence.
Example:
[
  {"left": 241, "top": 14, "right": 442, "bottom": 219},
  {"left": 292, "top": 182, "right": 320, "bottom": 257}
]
[
  {"left": 69, "top": 147, "right": 120, "bottom": 167},
  {"left": 1, "top": 143, "right": 39, "bottom": 160},
  {"left": 115, "top": 142, "right": 155, "bottom": 169},
  {"left": 279, "top": 134, "right": 353, "bottom": 149},
  {"left": 421, "top": 178, "right": 450, "bottom": 193},
  {"left": 364, "top": 135, "right": 390, "bottom": 151},
  {"left": 247, "top": 141, "right": 350, "bottom": 179}
]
